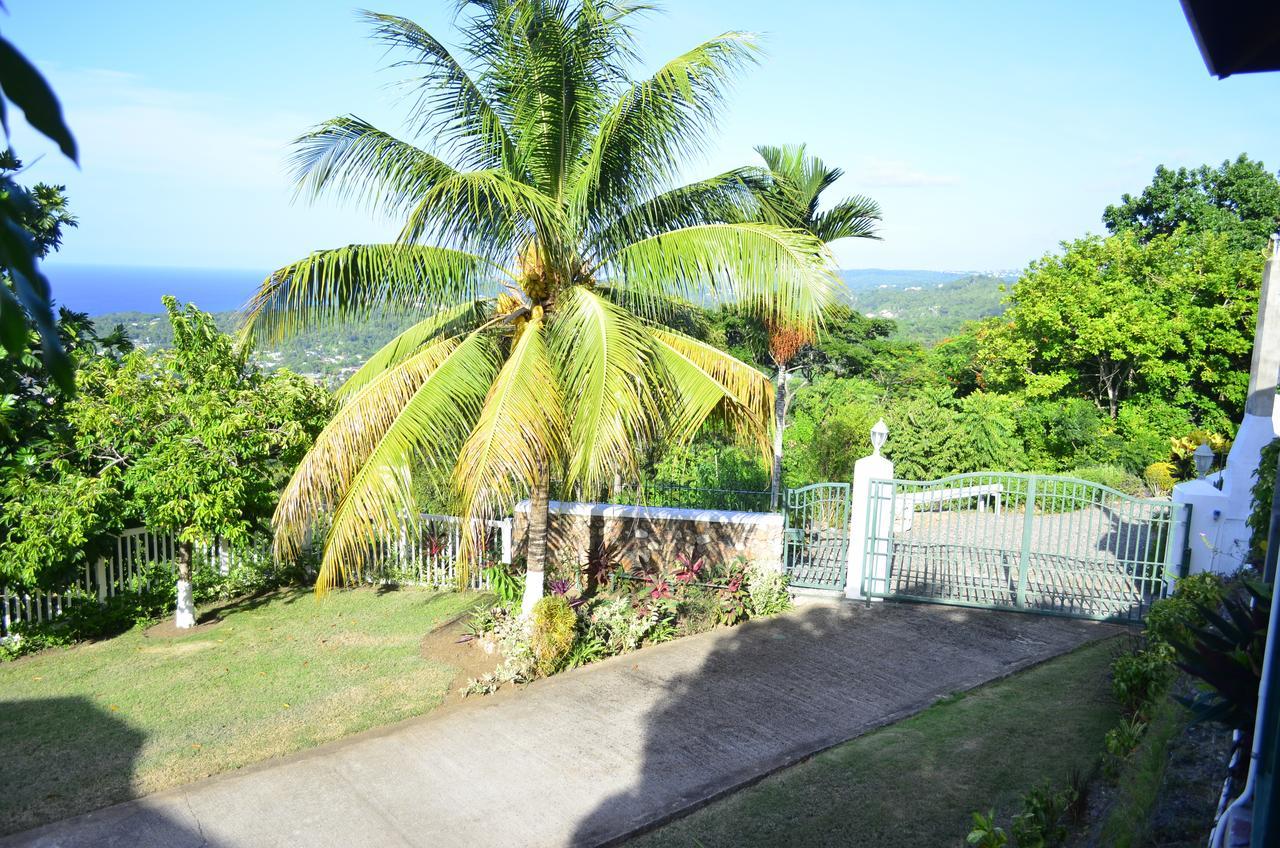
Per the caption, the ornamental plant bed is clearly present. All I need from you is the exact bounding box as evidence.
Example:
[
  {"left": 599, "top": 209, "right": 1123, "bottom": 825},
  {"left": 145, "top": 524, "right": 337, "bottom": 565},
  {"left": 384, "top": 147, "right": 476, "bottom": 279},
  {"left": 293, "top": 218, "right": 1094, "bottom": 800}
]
[{"left": 462, "top": 554, "right": 792, "bottom": 695}]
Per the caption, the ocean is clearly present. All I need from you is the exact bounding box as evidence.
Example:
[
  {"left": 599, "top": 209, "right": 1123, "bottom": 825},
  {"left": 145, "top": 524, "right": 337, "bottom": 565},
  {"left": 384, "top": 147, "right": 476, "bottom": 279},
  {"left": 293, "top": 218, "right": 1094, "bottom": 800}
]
[{"left": 44, "top": 264, "right": 267, "bottom": 316}]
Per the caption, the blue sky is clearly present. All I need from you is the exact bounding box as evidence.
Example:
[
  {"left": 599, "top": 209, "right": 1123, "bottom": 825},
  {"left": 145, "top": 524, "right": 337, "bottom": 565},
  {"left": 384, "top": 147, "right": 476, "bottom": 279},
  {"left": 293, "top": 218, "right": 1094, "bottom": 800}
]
[{"left": 7, "top": 0, "right": 1280, "bottom": 273}]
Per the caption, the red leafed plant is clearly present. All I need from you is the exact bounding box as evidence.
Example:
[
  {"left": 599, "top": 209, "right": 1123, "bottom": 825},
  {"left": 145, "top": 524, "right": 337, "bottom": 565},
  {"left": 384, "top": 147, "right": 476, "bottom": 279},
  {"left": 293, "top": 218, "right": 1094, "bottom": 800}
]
[{"left": 673, "top": 553, "right": 705, "bottom": 584}]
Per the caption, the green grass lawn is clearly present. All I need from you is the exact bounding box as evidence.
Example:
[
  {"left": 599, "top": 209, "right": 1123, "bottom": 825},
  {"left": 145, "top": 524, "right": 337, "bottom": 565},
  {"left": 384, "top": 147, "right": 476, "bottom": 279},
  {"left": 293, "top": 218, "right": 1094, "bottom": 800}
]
[
  {"left": 0, "top": 586, "right": 481, "bottom": 836},
  {"left": 631, "top": 637, "right": 1122, "bottom": 848}
]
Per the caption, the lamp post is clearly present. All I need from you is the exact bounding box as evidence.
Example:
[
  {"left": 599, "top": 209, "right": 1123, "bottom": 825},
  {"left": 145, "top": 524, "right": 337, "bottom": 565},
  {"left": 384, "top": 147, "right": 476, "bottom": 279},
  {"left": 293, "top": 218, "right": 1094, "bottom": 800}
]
[
  {"left": 870, "top": 419, "right": 889, "bottom": 457},
  {"left": 1194, "top": 442, "right": 1215, "bottom": 479}
]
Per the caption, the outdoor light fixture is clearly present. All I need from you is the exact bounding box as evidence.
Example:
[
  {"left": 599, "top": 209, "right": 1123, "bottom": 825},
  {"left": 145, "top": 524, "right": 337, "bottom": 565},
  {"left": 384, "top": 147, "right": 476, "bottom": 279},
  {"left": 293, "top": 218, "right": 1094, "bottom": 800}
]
[
  {"left": 870, "top": 419, "right": 889, "bottom": 457},
  {"left": 1193, "top": 441, "right": 1215, "bottom": 479}
]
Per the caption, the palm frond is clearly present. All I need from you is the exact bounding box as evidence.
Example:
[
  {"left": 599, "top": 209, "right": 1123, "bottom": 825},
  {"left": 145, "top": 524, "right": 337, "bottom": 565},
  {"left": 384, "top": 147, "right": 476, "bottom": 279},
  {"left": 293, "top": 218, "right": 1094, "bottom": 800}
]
[
  {"left": 397, "top": 168, "right": 562, "bottom": 256},
  {"left": 337, "top": 300, "right": 492, "bottom": 399},
  {"left": 549, "top": 286, "right": 658, "bottom": 491},
  {"left": 571, "top": 32, "right": 761, "bottom": 226},
  {"left": 361, "top": 10, "right": 517, "bottom": 170},
  {"left": 240, "top": 244, "right": 504, "bottom": 343},
  {"left": 290, "top": 116, "right": 459, "bottom": 216},
  {"left": 589, "top": 167, "right": 770, "bottom": 256},
  {"left": 273, "top": 334, "right": 468, "bottom": 562},
  {"left": 600, "top": 221, "right": 838, "bottom": 332},
  {"left": 311, "top": 332, "right": 500, "bottom": 593},
  {"left": 812, "top": 195, "right": 883, "bottom": 242},
  {"left": 650, "top": 326, "right": 774, "bottom": 458},
  {"left": 454, "top": 313, "right": 565, "bottom": 530}
]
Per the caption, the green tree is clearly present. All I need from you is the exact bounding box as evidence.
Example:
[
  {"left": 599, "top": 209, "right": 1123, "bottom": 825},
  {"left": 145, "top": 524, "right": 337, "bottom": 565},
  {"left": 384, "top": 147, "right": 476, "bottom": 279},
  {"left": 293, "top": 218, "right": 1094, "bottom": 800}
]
[
  {"left": 750, "top": 143, "right": 881, "bottom": 508},
  {"left": 977, "top": 229, "right": 1259, "bottom": 429},
  {"left": 0, "top": 171, "right": 131, "bottom": 590},
  {"left": 1102, "top": 154, "right": 1280, "bottom": 251},
  {"left": 68, "top": 298, "right": 331, "bottom": 626},
  {"left": 242, "top": 3, "right": 837, "bottom": 609}
]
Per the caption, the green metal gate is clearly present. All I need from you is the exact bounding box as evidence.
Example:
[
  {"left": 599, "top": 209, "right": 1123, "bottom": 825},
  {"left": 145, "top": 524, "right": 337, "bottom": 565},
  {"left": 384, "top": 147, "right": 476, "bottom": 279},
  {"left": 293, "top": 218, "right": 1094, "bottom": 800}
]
[
  {"left": 861, "top": 472, "right": 1191, "bottom": 623},
  {"left": 785, "top": 482, "right": 852, "bottom": 590}
]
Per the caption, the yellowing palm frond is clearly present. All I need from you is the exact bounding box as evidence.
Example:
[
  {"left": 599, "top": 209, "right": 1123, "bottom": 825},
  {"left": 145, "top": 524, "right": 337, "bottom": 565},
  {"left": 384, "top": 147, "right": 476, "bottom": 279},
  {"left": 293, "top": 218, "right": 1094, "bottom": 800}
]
[
  {"left": 549, "top": 286, "right": 657, "bottom": 492},
  {"left": 314, "top": 332, "right": 500, "bottom": 593},
  {"left": 651, "top": 327, "right": 774, "bottom": 459},
  {"left": 337, "top": 300, "right": 491, "bottom": 399},
  {"left": 273, "top": 335, "right": 464, "bottom": 562},
  {"left": 454, "top": 314, "right": 565, "bottom": 530}
]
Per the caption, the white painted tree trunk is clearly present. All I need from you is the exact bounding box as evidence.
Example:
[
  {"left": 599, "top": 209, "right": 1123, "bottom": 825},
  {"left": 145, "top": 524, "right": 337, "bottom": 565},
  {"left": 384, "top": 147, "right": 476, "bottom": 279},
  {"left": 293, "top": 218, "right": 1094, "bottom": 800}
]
[
  {"left": 174, "top": 579, "right": 196, "bottom": 629},
  {"left": 174, "top": 539, "right": 196, "bottom": 629}
]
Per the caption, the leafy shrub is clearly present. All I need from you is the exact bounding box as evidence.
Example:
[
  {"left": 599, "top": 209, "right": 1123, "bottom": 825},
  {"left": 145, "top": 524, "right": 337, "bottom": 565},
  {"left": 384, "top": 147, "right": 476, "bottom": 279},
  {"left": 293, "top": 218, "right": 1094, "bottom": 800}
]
[
  {"left": 1069, "top": 464, "right": 1143, "bottom": 495},
  {"left": 1143, "top": 461, "right": 1176, "bottom": 495},
  {"left": 563, "top": 633, "right": 608, "bottom": 670},
  {"left": 1010, "top": 782, "right": 1074, "bottom": 848},
  {"left": 966, "top": 810, "right": 1008, "bottom": 847},
  {"left": 1144, "top": 572, "right": 1224, "bottom": 650},
  {"left": 745, "top": 562, "right": 792, "bottom": 617},
  {"left": 1103, "top": 716, "right": 1148, "bottom": 778},
  {"left": 1110, "top": 649, "right": 1174, "bottom": 718},
  {"left": 1247, "top": 437, "right": 1279, "bottom": 566},
  {"left": 530, "top": 595, "right": 576, "bottom": 675},
  {"left": 482, "top": 562, "right": 525, "bottom": 609},
  {"left": 581, "top": 596, "right": 654, "bottom": 654},
  {"left": 1, "top": 562, "right": 175, "bottom": 661}
]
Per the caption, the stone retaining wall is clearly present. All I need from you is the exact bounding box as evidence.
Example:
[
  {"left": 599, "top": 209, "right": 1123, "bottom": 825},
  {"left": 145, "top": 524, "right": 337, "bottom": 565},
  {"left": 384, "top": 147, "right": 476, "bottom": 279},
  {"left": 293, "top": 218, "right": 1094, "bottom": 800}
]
[{"left": 512, "top": 501, "right": 784, "bottom": 573}]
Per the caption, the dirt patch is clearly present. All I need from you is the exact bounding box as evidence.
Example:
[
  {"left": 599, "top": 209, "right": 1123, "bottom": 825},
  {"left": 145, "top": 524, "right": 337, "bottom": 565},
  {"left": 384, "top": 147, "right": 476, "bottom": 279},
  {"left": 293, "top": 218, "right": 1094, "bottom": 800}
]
[
  {"left": 420, "top": 611, "right": 502, "bottom": 705},
  {"left": 143, "top": 616, "right": 225, "bottom": 639}
]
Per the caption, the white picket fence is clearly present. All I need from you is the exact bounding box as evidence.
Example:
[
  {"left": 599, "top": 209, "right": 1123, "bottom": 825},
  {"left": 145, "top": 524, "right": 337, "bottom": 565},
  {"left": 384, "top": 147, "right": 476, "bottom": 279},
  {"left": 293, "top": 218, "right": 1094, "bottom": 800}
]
[{"left": 0, "top": 514, "right": 513, "bottom": 637}]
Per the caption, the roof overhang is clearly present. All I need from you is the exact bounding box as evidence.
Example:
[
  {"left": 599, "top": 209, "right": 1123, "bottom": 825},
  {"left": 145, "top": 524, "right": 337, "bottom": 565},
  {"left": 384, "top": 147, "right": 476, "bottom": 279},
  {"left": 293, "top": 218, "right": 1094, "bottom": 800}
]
[{"left": 1181, "top": 0, "right": 1280, "bottom": 78}]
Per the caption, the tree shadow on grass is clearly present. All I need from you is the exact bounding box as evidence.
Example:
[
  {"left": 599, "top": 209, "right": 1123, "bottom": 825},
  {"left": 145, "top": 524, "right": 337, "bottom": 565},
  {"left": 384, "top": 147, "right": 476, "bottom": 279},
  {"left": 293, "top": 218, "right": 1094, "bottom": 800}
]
[{"left": 0, "top": 697, "right": 222, "bottom": 846}]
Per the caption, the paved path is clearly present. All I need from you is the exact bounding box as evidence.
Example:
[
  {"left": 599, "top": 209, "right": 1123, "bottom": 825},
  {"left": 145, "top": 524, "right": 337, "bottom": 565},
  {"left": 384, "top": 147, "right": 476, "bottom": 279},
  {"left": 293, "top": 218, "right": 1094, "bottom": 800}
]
[{"left": 4, "top": 602, "right": 1116, "bottom": 848}]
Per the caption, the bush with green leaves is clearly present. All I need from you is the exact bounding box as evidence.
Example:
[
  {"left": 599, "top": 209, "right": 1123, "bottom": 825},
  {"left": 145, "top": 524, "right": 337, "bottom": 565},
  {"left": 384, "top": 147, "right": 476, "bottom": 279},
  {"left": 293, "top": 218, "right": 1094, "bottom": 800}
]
[
  {"left": 1143, "top": 572, "right": 1224, "bottom": 651},
  {"left": 1110, "top": 649, "right": 1174, "bottom": 719},
  {"left": 1103, "top": 715, "right": 1148, "bottom": 778},
  {"left": 1010, "top": 782, "right": 1075, "bottom": 848},
  {"left": 481, "top": 562, "right": 525, "bottom": 609},
  {"left": 530, "top": 595, "right": 576, "bottom": 676},
  {"left": 1, "top": 562, "right": 174, "bottom": 661},
  {"left": 1171, "top": 579, "right": 1271, "bottom": 753},
  {"left": 966, "top": 810, "right": 1008, "bottom": 847},
  {"left": 1068, "top": 465, "right": 1143, "bottom": 496},
  {"left": 744, "top": 562, "right": 792, "bottom": 617},
  {"left": 1248, "top": 437, "right": 1279, "bottom": 566}
]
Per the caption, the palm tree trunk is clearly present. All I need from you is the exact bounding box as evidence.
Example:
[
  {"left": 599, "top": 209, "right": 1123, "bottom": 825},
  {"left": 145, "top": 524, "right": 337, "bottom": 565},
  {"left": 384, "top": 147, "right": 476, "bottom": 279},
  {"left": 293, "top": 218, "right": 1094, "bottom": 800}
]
[
  {"left": 769, "top": 364, "right": 788, "bottom": 511},
  {"left": 175, "top": 539, "right": 196, "bottom": 629},
  {"left": 521, "top": 463, "right": 551, "bottom": 615}
]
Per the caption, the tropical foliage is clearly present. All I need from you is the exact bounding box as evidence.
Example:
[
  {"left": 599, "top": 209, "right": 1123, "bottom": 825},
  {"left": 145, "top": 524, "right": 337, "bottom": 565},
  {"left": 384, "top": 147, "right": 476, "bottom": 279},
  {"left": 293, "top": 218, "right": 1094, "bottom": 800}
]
[
  {"left": 243, "top": 2, "right": 839, "bottom": 597},
  {"left": 0, "top": 296, "right": 330, "bottom": 602}
]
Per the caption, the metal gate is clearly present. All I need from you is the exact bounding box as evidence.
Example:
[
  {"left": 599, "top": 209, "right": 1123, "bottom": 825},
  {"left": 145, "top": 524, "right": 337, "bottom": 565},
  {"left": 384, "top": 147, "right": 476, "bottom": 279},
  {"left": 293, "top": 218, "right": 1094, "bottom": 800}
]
[
  {"left": 785, "top": 482, "right": 852, "bottom": 590},
  {"left": 861, "top": 473, "right": 1190, "bottom": 623}
]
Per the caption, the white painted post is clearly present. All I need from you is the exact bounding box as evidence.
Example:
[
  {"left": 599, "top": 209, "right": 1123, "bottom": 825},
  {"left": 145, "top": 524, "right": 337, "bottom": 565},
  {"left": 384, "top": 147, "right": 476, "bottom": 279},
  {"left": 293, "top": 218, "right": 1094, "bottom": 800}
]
[
  {"left": 499, "top": 518, "right": 513, "bottom": 565},
  {"left": 94, "top": 557, "right": 108, "bottom": 603},
  {"left": 846, "top": 421, "right": 894, "bottom": 601}
]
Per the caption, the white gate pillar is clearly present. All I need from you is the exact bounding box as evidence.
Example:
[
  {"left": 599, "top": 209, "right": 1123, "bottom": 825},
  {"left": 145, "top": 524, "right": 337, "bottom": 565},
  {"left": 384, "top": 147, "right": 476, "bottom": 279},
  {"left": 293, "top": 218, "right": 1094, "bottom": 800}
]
[{"left": 846, "top": 420, "right": 894, "bottom": 600}]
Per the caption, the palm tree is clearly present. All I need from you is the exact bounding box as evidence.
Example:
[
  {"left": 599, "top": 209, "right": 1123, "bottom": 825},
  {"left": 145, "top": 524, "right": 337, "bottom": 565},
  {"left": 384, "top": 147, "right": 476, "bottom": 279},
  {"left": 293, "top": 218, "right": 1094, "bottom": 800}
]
[
  {"left": 242, "top": 2, "right": 838, "bottom": 612},
  {"left": 751, "top": 144, "right": 880, "bottom": 509}
]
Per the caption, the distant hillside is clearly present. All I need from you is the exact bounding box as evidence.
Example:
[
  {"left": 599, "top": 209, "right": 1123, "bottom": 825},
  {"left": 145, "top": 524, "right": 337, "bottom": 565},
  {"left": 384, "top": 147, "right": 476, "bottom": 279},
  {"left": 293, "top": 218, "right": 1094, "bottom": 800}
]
[
  {"left": 93, "top": 310, "right": 413, "bottom": 387},
  {"left": 843, "top": 273, "right": 1011, "bottom": 345}
]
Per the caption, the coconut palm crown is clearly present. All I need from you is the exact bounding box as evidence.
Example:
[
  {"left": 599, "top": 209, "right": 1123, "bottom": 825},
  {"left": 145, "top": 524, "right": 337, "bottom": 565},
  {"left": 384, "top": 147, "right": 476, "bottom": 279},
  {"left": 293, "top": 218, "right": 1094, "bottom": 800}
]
[{"left": 242, "top": 0, "right": 840, "bottom": 605}]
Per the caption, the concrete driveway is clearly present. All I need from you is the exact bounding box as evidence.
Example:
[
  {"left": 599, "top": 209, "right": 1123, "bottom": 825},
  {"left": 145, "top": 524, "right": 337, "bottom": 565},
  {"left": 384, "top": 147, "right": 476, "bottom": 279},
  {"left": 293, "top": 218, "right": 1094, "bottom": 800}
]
[{"left": 2, "top": 601, "right": 1116, "bottom": 848}]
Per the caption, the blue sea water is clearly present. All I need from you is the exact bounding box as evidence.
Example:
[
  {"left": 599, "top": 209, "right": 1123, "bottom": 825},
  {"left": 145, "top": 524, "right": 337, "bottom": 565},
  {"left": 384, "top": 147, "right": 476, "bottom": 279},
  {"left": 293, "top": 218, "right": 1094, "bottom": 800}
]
[{"left": 44, "top": 264, "right": 267, "bottom": 316}]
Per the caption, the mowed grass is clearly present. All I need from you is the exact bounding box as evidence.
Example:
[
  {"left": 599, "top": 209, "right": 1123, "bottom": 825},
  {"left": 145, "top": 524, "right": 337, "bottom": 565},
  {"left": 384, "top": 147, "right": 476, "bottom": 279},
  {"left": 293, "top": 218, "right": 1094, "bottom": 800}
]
[
  {"left": 632, "top": 637, "right": 1121, "bottom": 848},
  {"left": 0, "top": 586, "right": 481, "bottom": 835}
]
